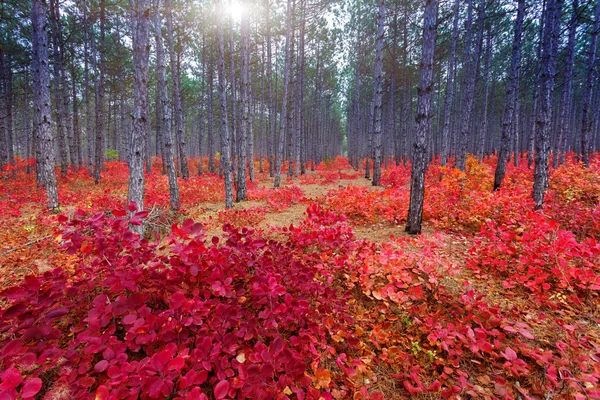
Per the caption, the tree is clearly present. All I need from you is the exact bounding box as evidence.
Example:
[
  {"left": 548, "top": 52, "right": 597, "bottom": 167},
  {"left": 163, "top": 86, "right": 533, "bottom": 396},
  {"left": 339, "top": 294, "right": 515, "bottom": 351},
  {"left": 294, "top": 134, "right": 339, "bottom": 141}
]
[
  {"left": 533, "top": 0, "right": 563, "bottom": 208},
  {"left": 94, "top": 0, "right": 106, "bottom": 184},
  {"left": 580, "top": 0, "right": 600, "bottom": 168},
  {"left": 274, "top": 0, "right": 293, "bottom": 188},
  {"left": 165, "top": 0, "right": 189, "bottom": 179},
  {"left": 554, "top": 0, "right": 578, "bottom": 168},
  {"left": 371, "top": 0, "right": 385, "bottom": 186},
  {"left": 32, "top": 0, "right": 59, "bottom": 209},
  {"left": 128, "top": 0, "right": 151, "bottom": 233},
  {"left": 440, "top": 0, "right": 460, "bottom": 167},
  {"left": 216, "top": 0, "right": 234, "bottom": 208},
  {"left": 154, "top": 0, "right": 180, "bottom": 211},
  {"left": 494, "top": 0, "right": 525, "bottom": 191},
  {"left": 406, "top": 0, "right": 437, "bottom": 235},
  {"left": 237, "top": 6, "right": 250, "bottom": 202}
]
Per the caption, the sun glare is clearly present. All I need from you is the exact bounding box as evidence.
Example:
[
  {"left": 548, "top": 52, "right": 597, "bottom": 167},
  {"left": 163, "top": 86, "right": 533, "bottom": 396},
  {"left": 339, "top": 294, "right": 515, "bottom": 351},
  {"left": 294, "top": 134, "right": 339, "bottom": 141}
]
[{"left": 225, "top": 1, "right": 247, "bottom": 21}]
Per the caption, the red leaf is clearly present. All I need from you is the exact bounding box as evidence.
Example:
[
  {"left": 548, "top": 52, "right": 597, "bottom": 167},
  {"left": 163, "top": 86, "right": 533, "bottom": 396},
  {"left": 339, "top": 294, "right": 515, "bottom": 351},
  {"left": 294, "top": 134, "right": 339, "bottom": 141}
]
[
  {"left": 21, "top": 378, "right": 42, "bottom": 398},
  {"left": 519, "top": 329, "right": 535, "bottom": 340},
  {"left": 502, "top": 347, "right": 518, "bottom": 362},
  {"left": 95, "top": 385, "right": 110, "bottom": 400},
  {"left": 94, "top": 360, "right": 109, "bottom": 373},
  {"left": 214, "top": 380, "right": 229, "bottom": 399},
  {"left": 46, "top": 307, "right": 69, "bottom": 319},
  {"left": 0, "top": 368, "right": 22, "bottom": 390}
]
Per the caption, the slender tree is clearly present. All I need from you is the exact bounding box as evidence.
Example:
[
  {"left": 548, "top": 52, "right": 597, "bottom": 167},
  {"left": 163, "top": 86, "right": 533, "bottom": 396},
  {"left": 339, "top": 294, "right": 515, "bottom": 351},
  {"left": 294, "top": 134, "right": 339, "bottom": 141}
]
[
  {"left": 154, "top": 0, "right": 180, "bottom": 211},
  {"left": 216, "top": 0, "right": 234, "bottom": 208},
  {"left": 533, "top": 0, "right": 563, "bottom": 208},
  {"left": 128, "top": 0, "right": 151, "bottom": 233},
  {"left": 580, "top": 0, "right": 600, "bottom": 168},
  {"left": 372, "top": 0, "right": 385, "bottom": 186},
  {"left": 274, "top": 0, "right": 293, "bottom": 188},
  {"left": 165, "top": 0, "right": 189, "bottom": 179},
  {"left": 32, "top": 0, "right": 59, "bottom": 209},
  {"left": 494, "top": 0, "right": 525, "bottom": 190},
  {"left": 406, "top": 0, "right": 437, "bottom": 235}
]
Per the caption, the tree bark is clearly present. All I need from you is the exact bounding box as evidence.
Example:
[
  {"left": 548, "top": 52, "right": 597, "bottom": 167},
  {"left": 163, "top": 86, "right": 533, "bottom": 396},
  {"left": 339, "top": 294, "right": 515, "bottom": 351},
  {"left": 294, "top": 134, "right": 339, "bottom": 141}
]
[
  {"left": 165, "top": 0, "right": 189, "bottom": 179},
  {"left": 237, "top": 9, "right": 250, "bottom": 201},
  {"left": 371, "top": 0, "right": 385, "bottom": 186},
  {"left": 216, "top": 0, "right": 234, "bottom": 208},
  {"left": 534, "top": 0, "right": 563, "bottom": 208},
  {"left": 94, "top": 0, "right": 106, "bottom": 184},
  {"left": 49, "top": 0, "right": 68, "bottom": 175},
  {"left": 274, "top": 0, "right": 293, "bottom": 188},
  {"left": 154, "top": 0, "right": 180, "bottom": 210},
  {"left": 128, "top": 0, "right": 151, "bottom": 233},
  {"left": 554, "top": 0, "right": 578, "bottom": 168},
  {"left": 32, "top": 0, "right": 59, "bottom": 209},
  {"left": 494, "top": 0, "right": 525, "bottom": 190},
  {"left": 441, "top": 0, "right": 459, "bottom": 166},
  {"left": 580, "top": 0, "right": 600, "bottom": 168},
  {"left": 406, "top": 0, "right": 437, "bottom": 235}
]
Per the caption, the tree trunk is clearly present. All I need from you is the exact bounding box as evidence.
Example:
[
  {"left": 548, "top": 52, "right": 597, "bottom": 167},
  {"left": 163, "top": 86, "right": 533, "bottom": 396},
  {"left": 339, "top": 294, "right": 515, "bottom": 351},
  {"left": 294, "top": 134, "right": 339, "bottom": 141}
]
[
  {"left": 94, "top": 0, "right": 106, "bottom": 184},
  {"left": 208, "top": 54, "right": 215, "bottom": 174},
  {"left": 534, "top": 0, "right": 563, "bottom": 208},
  {"left": 441, "top": 0, "right": 459, "bottom": 166},
  {"left": 265, "top": 0, "right": 275, "bottom": 177},
  {"left": 294, "top": 0, "right": 306, "bottom": 177},
  {"left": 478, "top": 28, "right": 492, "bottom": 160},
  {"left": 494, "top": 0, "right": 525, "bottom": 190},
  {"left": 84, "top": 0, "right": 93, "bottom": 172},
  {"left": 32, "top": 0, "right": 59, "bottom": 209},
  {"left": 237, "top": 10, "right": 250, "bottom": 201},
  {"left": 580, "top": 0, "right": 600, "bottom": 168},
  {"left": 154, "top": 0, "right": 180, "bottom": 210},
  {"left": 274, "top": 0, "right": 293, "bottom": 188},
  {"left": 49, "top": 0, "right": 68, "bottom": 175},
  {"left": 554, "top": 0, "right": 578, "bottom": 168},
  {"left": 128, "top": 0, "right": 151, "bottom": 233},
  {"left": 165, "top": 0, "right": 189, "bottom": 179},
  {"left": 406, "top": 0, "right": 437, "bottom": 235},
  {"left": 216, "top": 0, "right": 234, "bottom": 208},
  {"left": 371, "top": 0, "right": 385, "bottom": 186}
]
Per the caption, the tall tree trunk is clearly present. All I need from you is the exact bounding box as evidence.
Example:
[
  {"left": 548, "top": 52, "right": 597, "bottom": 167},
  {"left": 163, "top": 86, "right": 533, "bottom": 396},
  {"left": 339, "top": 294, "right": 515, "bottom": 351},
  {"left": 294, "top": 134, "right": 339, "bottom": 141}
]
[
  {"left": 165, "top": 0, "right": 189, "bottom": 179},
  {"left": 0, "top": 51, "right": 6, "bottom": 169},
  {"left": 154, "top": 0, "right": 180, "bottom": 210},
  {"left": 580, "top": 0, "right": 600, "bottom": 168},
  {"left": 457, "top": 0, "right": 484, "bottom": 171},
  {"left": 216, "top": 0, "right": 234, "bottom": 208},
  {"left": 128, "top": 0, "right": 151, "bottom": 233},
  {"left": 533, "top": 0, "right": 563, "bottom": 208},
  {"left": 478, "top": 28, "right": 492, "bottom": 160},
  {"left": 406, "top": 0, "right": 437, "bottom": 235},
  {"left": 274, "top": 0, "right": 293, "bottom": 188},
  {"left": 494, "top": 0, "right": 525, "bottom": 190},
  {"left": 49, "top": 0, "right": 68, "bottom": 175},
  {"left": 32, "top": 0, "right": 59, "bottom": 209},
  {"left": 265, "top": 0, "right": 275, "bottom": 177},
  {"left": 71, "top": 62, "right": 82, "bottom": 168},
  {"left": 94, "top": 0, "right": 106, "bottom": 184},
  {"left": 208, "top": 54, "right": 215, "bottom": 173},
  {"left": 528, "top": 0, "right": 547, "bottom": 168},
  {"left": 294, "top": 0, "right": 306, "bottom": 177},
  {"left": 372, "top": 0, "right": 385, "bottom": 186},
  {"left": 83, "top": 0, "right": 93, "bottom": 172},
  {"left": 554, "top": 0, "right": 578, "bottom": 168},
  {"left": 237, "top": 10, "right": 250, "bottom": 201},
  {"left": 441, "top": 0, "right": 459, "bottom": 166}
]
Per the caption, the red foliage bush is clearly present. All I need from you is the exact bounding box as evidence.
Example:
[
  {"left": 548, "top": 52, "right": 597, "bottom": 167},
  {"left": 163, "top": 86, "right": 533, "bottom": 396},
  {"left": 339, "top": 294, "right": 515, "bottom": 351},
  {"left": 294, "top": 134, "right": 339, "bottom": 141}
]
[{"left": 0, "top": 209, "right": 358, "bottom": 400}]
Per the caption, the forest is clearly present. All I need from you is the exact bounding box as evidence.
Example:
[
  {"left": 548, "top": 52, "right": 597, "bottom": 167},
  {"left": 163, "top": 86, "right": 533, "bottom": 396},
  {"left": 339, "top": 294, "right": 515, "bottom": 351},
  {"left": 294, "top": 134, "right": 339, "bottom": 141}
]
[{"left": 0, "top": 0, "right": 599, "bottom": 398}]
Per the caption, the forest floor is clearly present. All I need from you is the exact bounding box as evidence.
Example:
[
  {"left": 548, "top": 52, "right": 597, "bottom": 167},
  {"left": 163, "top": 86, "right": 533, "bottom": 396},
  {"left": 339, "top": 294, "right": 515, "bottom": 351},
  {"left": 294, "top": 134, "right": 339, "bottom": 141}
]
[{"left": 0, "top": 156, "right": 599, "bottom": 399}]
